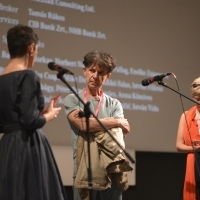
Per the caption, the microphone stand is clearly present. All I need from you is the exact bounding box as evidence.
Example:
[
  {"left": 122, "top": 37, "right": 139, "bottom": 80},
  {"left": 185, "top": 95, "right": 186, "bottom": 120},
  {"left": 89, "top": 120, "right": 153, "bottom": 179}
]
[
  {"left": 56, "top": 72, "right": 135, "bottom": 200},
  {"left": 157, "top": 81, "right": 200, "bottom": 105}
]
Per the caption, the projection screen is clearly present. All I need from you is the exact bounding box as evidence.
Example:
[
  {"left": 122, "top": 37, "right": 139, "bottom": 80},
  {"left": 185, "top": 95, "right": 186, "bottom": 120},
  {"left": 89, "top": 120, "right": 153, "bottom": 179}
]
[{"left": 0, "top": 0, "right": 200, "bottom": 154}]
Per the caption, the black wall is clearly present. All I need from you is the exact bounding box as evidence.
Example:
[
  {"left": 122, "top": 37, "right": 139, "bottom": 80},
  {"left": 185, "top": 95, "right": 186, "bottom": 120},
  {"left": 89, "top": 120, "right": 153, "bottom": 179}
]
[{"left": 65, "top": 151, "right": 187, "bottom": 200}]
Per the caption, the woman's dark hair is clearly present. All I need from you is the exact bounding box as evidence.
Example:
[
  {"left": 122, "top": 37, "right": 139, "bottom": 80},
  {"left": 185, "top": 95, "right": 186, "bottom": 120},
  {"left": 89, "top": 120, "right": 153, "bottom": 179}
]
[
  {"left": 7, "top": 24, "right": 39, "bottom": 58},
  {"left": 83, "top": 50, "right": 116, "bottom": 73}
]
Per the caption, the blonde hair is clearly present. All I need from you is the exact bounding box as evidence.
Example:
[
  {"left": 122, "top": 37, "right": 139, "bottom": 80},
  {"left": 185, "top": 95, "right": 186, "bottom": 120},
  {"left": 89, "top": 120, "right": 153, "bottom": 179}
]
[{"left": 191, "top": 77, "right": 200, "bottom": 97}]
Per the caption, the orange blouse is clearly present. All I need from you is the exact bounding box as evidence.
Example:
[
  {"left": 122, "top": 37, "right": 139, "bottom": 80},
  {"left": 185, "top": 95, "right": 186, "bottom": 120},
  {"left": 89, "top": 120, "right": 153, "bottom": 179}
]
[{"left": 183, "top": 106, "right": 200, "bottom": 200}]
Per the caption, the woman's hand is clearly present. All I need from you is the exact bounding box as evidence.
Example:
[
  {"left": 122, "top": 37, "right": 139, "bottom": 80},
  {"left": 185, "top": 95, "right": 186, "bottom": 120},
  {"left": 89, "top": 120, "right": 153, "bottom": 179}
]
[
  {"left": 43, "top": 99, "right": 61, "bottom": 122},
  {"left": 51, "top": 93, "right": 61, "bottom": 106},
  {"left": 41, "top": 94, "right": 61, "bottom": 115}
]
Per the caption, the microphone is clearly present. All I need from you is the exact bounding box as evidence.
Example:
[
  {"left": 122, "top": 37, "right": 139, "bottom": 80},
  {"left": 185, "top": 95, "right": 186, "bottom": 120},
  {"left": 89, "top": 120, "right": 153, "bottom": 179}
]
[
  {"left": 141, "top": 72, "right": 172, "bottom": 86},
  {"left": 48, "top": 62, "right": 74, "bottom": 75}
]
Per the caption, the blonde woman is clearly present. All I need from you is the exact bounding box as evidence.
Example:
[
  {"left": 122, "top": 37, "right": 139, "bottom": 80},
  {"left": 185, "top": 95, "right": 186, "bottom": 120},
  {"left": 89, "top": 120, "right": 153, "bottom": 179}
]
[{"left": 176, "top": 77, "right": 200, "bottom": 200}]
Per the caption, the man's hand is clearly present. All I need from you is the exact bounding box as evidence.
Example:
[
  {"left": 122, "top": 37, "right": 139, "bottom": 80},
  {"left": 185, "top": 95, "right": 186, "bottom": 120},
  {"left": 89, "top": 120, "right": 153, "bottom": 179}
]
[{"left": 116, "top": 118, "right": 130, "bottom": 136}]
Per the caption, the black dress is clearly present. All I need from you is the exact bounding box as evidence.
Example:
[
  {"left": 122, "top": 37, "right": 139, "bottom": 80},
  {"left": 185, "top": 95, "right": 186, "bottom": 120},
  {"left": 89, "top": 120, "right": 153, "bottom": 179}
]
[{"left": 0, "top": 70, "right": 67, "bottom": 200}]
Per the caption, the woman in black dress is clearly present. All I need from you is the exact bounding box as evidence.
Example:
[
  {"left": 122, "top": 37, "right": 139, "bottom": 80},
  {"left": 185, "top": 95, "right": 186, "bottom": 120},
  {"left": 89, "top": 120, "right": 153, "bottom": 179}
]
[{"left": 0, "top": 24, "right": 67, "bottom": 200}]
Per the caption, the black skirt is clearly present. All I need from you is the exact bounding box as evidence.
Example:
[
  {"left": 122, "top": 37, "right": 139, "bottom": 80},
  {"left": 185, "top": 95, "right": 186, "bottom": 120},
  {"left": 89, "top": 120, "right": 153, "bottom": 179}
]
[{"left": 0, "top": 125, "right": 67, "bottom": 200}]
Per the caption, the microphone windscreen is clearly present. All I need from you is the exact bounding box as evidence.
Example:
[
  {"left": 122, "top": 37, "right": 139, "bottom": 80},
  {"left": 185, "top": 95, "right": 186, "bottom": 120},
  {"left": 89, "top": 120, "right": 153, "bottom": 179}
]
[
  {"left": 48, "top": 62, "right": 55, "bottom": 70},
  {"left": 141, "top": 79, "right": 150, "bottom": 86}
]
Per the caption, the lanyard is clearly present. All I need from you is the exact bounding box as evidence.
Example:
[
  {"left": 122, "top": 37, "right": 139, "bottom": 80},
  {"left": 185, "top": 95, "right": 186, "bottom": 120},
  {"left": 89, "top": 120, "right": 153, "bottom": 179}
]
[{"left": 83, "top": 89, "right": 103, "bottom": 117}]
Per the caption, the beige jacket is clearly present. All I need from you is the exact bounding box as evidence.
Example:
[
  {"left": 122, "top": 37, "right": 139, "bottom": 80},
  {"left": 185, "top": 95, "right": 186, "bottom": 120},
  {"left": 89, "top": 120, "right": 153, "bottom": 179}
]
[{"left": 74, "top": 127, "right": 133, "bottom": 200}]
